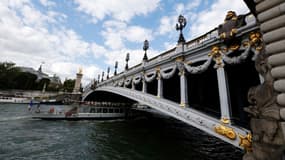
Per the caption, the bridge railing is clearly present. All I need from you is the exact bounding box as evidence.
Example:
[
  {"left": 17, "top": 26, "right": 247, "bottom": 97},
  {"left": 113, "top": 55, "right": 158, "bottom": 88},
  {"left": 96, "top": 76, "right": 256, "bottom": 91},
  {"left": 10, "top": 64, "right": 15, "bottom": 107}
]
[{"left": 92, "top": 13, "right": 256, "bottom": 88}]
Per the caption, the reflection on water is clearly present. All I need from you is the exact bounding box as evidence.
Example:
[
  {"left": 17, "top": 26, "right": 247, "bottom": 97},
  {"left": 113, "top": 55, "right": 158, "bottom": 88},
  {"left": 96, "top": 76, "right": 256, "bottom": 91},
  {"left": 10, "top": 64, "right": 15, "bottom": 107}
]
[{"left": 0, "top": 104, "right": 243, "bottom": 160}]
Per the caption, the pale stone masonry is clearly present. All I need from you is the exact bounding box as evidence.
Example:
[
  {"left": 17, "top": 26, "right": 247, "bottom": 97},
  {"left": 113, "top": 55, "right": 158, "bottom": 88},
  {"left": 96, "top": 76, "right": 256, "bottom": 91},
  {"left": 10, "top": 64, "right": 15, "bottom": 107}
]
[{"left": 244, "top": 0, "right": 285, "bottom": 159}]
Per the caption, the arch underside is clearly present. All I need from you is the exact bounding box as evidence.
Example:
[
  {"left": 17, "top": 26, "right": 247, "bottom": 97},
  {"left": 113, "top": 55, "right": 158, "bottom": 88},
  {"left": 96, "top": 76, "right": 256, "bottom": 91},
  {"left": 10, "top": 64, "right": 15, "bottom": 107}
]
[{"left": 84, "top": 86, "right": 249, "bottom": 150}]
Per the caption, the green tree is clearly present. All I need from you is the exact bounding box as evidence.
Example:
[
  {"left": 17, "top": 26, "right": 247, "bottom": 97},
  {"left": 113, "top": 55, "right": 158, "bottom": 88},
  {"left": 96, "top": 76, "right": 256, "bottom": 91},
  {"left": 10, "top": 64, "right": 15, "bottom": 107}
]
[
  {"left": 0, "top": 62, "right": 20, "bottom": 89},
  {"left": 63, "top": 79, "right": 75, "bottom": 92}
]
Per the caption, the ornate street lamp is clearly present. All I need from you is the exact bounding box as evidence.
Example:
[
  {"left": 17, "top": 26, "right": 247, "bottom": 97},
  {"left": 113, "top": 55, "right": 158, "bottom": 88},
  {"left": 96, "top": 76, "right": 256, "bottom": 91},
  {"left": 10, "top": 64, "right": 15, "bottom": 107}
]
[
  {"left": 125, "top": 53, "right": 130, "bottom": 70},
  {"left": 143, "top": 39, "right": 149, "bottom": 61},
  {"left": 98, "top": 74, "right": 100, "bottom": 82},
  {"left": 176, "top": 14, "right": 187, "bottom": 44},
  {"left": 101, "top": 71, "right": 104, "bottom": 82},
  {"left": 114, "top": 61, "right": 118, "bottom": 75},
  {"left": 107, "top": 67, "right": 110, "bottom": 79}
]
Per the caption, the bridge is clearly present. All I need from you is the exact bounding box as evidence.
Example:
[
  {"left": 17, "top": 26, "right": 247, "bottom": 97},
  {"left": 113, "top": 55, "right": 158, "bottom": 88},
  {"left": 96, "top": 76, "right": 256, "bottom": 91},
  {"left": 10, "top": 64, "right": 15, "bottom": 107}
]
[{"left": 83, "top": 1, "right": 285, "bottom": 159}]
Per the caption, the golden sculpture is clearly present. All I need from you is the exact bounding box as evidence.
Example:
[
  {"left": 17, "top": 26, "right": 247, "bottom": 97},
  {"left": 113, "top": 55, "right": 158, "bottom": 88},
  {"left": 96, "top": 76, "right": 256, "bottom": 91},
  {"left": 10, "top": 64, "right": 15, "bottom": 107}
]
[
  {"left": 238, "top": 133, "right": 252, "bottom": 152},
  {"left": 214, "top": 124, "right": 237, "bottom": 140},
  {"left": 78, "top": 67, "right": 83, "bottom": 74},
  {"left": 208, "top": 46, "right": 224, "bottom": 68}
]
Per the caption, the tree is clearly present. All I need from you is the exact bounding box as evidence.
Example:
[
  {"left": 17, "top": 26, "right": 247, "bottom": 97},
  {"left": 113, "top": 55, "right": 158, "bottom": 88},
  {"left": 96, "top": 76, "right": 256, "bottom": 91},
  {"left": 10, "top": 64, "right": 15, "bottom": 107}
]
[
  {"left": 0, "top": 61, "right": 50, "bottom": 90},
  {"left": 62, "top": 79, "right": 75, "bottom": 92},
  {"left": 0, "top": 62, "right": 20, "bottom": 89}
]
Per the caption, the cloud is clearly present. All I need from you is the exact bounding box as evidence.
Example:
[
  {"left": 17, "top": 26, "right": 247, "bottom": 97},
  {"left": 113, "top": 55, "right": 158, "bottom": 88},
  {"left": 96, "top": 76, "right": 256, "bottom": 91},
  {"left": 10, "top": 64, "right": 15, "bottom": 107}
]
[
  {"left": 73, "top": 0, "right": 160, "bottom": 23},
  {"left": 0, "top": 0, "right": 102, "bottom": 85},
  {"left": 102, "top": 20, "right": 153, "bottom": 50},
  {"left": 39, "top": 0, "right": 56, "bottom": 7},
  {"left": 188, "top": 0, "right": 249, "bottom": 38}
]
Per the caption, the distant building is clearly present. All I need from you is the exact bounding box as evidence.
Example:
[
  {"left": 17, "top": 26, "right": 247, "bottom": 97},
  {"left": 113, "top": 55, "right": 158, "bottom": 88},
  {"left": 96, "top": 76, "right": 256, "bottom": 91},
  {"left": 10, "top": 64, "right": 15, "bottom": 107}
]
[
  {"left": 19, "top": 65, "right": 62, "bottom": 90},
  {"left": 19, "top": 65, "right": 49, "bottom": 82}
]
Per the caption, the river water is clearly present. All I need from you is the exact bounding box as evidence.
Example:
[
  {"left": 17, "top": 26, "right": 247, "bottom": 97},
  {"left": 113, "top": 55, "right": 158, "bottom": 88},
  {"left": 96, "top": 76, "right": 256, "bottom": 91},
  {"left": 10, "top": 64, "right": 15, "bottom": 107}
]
[{"left": 0, "top": 104, "right": 243, "bottom": 160}]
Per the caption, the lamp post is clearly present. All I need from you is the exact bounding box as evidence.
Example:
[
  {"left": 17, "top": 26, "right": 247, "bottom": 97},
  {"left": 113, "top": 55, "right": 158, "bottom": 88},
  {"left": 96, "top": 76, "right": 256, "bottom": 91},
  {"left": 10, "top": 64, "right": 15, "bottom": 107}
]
[
  {"left": 107, "top": 67, "right": 110, "bottom": 79},
  {"left": 125, "top": 53, "right": 130, "bottom": 70},
  {"left": 114, "top": 61, "right": 118, "bottom": 75},
  {"left": 98, "top": 74, "right": 100, "bottom": 82},
  {"left": 143, "top": 39, "right": 149, "bottom": 61},
  {"left": 101, "top": 71, "right": 104, "bottom": 82},
  {"left": 176, "top": 14, "right": 187, "bottom": 44}
]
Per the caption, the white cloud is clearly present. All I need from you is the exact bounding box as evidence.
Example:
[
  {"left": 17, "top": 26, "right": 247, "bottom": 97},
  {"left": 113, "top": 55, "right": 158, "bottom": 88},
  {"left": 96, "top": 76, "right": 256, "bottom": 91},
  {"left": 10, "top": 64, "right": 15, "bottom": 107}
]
[
  {"left": 157, "top": 0, "right": 202, "bottom": 37},
  {"left": 73, "top": 0, "right": 160, "bottom": 22},
  {"left": 90, "top": 43, "right": 107, "bottom": 59},
  {"left": 102, "top": 20, "right": 153, "bottom": 50},
  {"left": 188, "top": 0, "right": 249, "bottom": 38},
  {"left": 39, "top": 0, "right": 56, "bottom": 7},
  {"left": 0, "top": 0, "right": 101, "bottom": 85},
  {"left": 157, "top": 16, "right": 175, "bottom": 35}
]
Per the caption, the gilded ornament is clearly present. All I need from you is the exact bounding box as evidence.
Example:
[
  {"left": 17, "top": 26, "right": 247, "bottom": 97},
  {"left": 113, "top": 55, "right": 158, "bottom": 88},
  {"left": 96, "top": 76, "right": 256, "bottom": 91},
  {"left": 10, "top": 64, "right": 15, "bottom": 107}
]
[
  {"left": 209, "top": 46, "right": 224, "bottom": 68},
  {"left": 78, "top": 67, "right": 83, "bottom": 74},
  {"left": 156, "top": 67, "right": 160, "bottom": 72},
  {"left": 229, "top": 44, "right": 240, "bottom": 51},
  {"left": 238, "top": 133, "right": 252, "bottom": 152},
  {"left": 214, "top": 124, "right": 237, "bottom": 140},
  {"left": 179, "top": 102, "right": 186, "bottom": 108},
  {"left": 175, "top": 56, "right": 184, "bottom": 62},
  {"left": 249, "top": 32, "right": 263, "bottom": 51},
  {"left": 186, "top": 61, "right": 192, "bottom": 65},
  {"left": 219, "top": 32, "right": 226, "bottom": 39},
  {"left": 230, "top": 28, "right": 237, "bottom": 37},
  {"left": 221, "top": 117, "right": 230, "bottom": 124}
]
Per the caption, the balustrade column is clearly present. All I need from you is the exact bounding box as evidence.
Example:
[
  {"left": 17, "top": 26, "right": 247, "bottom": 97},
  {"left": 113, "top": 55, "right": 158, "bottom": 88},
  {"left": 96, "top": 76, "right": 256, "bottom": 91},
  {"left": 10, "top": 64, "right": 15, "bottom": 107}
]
[
  {"left": 142, "top": 80, "right": 147, "bottom": 93},
  {"left": 131, "top": 82, "right": 135, "bottom": 90},
  {"left": 157, "top": 74, "right": 163, "bottom": 98},
  {"left": 216, "top": 67, "right": 231, "bottom": 124},
  {"left": 179, "top": 69, "right": 188, "bottom": 107}
]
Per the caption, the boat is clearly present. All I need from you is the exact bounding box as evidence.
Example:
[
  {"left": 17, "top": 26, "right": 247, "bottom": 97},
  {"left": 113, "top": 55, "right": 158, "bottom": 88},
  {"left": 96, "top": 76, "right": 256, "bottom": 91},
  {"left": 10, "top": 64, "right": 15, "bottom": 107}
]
[
  {"left": 31, "top": 105, "right": 128, "bottom": 120},
  {"left": 0, "top": 94, "right": 39, "bottom": 104},
  {"left": 40, "top": 99, "right": 63, "bottom": 105}
]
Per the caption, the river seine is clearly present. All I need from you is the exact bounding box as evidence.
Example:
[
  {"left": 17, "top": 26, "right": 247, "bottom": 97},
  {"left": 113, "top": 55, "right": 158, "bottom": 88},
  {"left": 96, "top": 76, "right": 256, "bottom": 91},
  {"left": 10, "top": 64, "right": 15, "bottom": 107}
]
[{"left": 0, "top": 104, "right": 243, "bottom": 160}]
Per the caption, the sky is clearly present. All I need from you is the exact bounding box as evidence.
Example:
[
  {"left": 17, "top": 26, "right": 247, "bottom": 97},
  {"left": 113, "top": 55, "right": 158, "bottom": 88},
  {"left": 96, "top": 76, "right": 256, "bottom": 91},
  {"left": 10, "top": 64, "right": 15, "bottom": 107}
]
[{"left": 0, "top": 0, "right": 249, "bottom": 86}]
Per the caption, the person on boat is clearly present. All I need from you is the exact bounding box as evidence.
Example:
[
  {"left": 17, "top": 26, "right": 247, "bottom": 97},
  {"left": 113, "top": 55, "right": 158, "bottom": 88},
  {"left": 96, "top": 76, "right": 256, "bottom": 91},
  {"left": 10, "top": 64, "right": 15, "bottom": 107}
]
[
  {"left": 28, "top": 99, "right": 33, "bottom": 112},
  {"left": 49, "top": 106, "right": 55, "bottom": 113}
]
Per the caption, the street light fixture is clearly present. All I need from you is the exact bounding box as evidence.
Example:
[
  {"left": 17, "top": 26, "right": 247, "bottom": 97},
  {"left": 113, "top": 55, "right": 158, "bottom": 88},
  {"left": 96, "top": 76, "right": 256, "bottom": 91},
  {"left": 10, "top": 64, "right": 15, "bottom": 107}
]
[
  {"left": 114, "top": 61, "right": 118, "bottom": 75},
  {"left": 176, "top": 14, "right": 187, "bottom": 44},
  {"left": 125, "top": 53, "right": 130, "bottom": 70},
  {"left": 143, "top": 39, "right": 149, "bottom": 61},
  {"left": 107, "top": 67, "right": 110, "bottom": 79},
  {"left": 101, "top": 71, "right": 104, "bottom": 82}
]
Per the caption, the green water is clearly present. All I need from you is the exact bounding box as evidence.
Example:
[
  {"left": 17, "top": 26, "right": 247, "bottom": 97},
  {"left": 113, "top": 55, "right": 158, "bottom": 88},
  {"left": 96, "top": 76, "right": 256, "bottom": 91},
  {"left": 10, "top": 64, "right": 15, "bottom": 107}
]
[{"left": 0, "top": 104, "right": 243, "bottom": 160}]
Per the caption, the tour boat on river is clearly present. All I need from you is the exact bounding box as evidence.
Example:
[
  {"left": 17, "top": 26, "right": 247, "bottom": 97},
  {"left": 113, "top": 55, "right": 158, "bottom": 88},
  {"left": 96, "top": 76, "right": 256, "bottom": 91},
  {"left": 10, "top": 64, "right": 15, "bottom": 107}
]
[
  {"left": 0, "top": 94, "right": 39, "bottom": 104},
  {"left": 31, "top": 105, "right": 128, "bottom": 120}
]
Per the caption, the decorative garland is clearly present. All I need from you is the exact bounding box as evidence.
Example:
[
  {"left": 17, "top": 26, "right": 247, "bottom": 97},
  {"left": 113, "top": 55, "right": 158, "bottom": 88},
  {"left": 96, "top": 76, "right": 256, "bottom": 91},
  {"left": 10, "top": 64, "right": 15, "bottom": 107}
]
[
  {"left": 144, "top": 71, "right": 157, "bottom": 82},
  {"left": 124, "top": 78, "right": 132, "bottom": 86},
  {"left": 133, "top": 75, "right": 142, "bottom": 84},
  {"left": 223, "top": 46, "right": 251, "bottom": 65},
  {"left": 184, "top": 57, "right": 213, "bottom": 74},
  {"left": 160, "top": 65, "right": 177, "bottom": 79}
]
